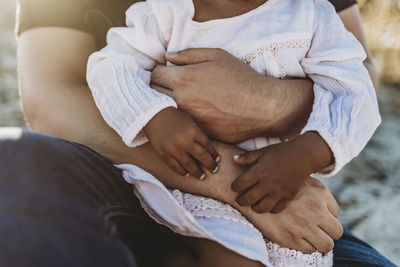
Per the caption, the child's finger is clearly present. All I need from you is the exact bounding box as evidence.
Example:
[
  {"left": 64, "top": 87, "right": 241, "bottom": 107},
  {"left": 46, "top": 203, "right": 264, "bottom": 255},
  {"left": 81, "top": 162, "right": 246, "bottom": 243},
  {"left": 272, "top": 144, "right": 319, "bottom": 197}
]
[
  {"left": 233, "top": 149, "right": 265, "bottom": 165},
  {"left": 231, "top": 169, "right": 259, "bottom": 192},
  {"left": 270, "top": 198, "right": 292, "bottom": 214},
  {"left": 190, "top": 143, "right": 219, "bottom": 174},
  {"left": 178, "top": 153, "right": 206, "bottom": 180},
  {"left": 165, "top": 157, "right": 188, "bottom": 177},
  {"left": 236, "top": 184, "right": 267, "bottom": 206},
  {"left": 195, "top": 135, "right": 220, "bottom": 162},
  {"left": 251, "top": 195, "right": 280, "bottom": 214}
]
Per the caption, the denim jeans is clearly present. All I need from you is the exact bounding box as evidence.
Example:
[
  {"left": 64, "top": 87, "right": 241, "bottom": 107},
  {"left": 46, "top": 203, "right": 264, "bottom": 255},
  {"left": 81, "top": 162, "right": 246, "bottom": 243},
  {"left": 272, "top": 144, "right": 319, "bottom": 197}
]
[{"left": 0, "top": 129, "right": 396, "bottom": 267}]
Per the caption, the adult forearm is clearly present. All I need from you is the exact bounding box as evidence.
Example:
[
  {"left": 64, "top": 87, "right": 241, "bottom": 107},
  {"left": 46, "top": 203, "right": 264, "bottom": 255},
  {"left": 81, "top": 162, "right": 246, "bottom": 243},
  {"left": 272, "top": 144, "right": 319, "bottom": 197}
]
[
  {"left": 17, "top": 28, "right": 242, "bottom": 203},
  {"left": 338, "top": 4, "right": 379, "bottom": 91},
  {"left": 251, "top": 76, "right": 314, "bottom": 140},
  {"left": 152, "top": 49, "right": 315, "bottom": 143},
  {"left": 364, "top": 59, "right": 379, "bottom": 90}
]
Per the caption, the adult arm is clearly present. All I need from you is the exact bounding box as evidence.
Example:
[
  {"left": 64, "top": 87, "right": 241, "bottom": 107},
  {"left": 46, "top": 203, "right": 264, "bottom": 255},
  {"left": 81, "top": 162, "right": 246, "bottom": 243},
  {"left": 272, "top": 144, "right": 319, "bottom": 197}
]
[
  {"left": 150, "top": 4, "right": 379, "bottom": 144},
  {"left": 338, "top": 4, "right": 379, "bottom": 90},
  {"left": 152, "top": 50, "right": 315, "bottom": 143},
  {"left": 18, "top": 27, "right": 341, "bottom": 253}
]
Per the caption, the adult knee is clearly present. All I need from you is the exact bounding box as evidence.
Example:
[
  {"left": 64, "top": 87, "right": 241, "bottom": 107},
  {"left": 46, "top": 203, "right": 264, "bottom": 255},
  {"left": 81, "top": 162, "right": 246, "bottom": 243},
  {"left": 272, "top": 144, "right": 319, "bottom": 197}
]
[
  {"left": 0, "top": 128, "right": 84, "bottom": 197},
  {"left": 0, "top": 128, "right": 73, "bottom": 177}
]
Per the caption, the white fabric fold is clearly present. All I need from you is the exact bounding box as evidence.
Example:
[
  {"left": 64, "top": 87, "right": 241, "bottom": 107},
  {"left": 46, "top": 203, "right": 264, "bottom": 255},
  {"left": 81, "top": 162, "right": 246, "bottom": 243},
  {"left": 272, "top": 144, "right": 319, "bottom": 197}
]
[
  {"left": 300, "top": 0, "right": 381, "bottom": 176},
  {"left": 87, "top": 1, "right": 177, "bottom": 147},
  {"left": 86, "top": 0, "right": 383, "bottom": 265}
]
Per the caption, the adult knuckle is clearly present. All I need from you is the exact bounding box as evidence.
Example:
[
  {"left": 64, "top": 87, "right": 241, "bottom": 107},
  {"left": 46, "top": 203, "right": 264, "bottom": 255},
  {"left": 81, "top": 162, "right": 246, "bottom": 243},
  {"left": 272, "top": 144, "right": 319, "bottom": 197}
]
[
  {"left": 303, "top": 246, "right": 315, "bottom": 254},
  {"left": 306, "top": 200, "right": 324, "bottom": 213},
  {"left": 294, "top": 240, "right": 314, "bottom": 254},
  {"left": 285, "top": 231, "right": 298, "bottom": 245},
  {"left": 294, "top": 215, "right": 309, "bottom": 229},
  {"left": 321, "top": 239, "right": 335, "bottom": 253},
  {"left": 312, "top": 211, "right": 326, "bottom": 223},
  {"left": 175, "top": 70, "right": 195, "bottom": 88},
  {"left": 333, "top": 223, "right": 344, "bottom": 240}
]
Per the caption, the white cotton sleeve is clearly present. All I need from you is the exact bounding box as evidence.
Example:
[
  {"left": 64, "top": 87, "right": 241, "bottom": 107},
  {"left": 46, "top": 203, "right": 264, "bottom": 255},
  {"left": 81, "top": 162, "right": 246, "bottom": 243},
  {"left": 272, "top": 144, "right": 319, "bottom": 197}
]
[
  {"left": 86, "top": 2, "right": 177, "bottom": 147},
  {"left": 300, "top": 0, "right": 381, "bottom": 177}
]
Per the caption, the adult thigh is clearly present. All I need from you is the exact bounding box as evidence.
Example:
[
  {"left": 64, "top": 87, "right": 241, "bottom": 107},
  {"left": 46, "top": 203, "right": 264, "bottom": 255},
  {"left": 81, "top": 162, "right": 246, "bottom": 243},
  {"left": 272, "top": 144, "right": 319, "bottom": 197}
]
[
  {"left": 0, "top": 128, "right": 137, "bottom": 267},
  {"left": 0, "top": 128, "right": 263, "bottom": 267},
  {"left": 334, "top": 227, "right": 397, "bottom": 267}
]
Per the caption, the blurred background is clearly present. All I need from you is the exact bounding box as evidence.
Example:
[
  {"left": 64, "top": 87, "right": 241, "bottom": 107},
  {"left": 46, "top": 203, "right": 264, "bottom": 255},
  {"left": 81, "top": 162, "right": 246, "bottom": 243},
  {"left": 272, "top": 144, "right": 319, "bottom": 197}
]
[{"left": 0, "top": 0, "right": 399, "bottom": 265}]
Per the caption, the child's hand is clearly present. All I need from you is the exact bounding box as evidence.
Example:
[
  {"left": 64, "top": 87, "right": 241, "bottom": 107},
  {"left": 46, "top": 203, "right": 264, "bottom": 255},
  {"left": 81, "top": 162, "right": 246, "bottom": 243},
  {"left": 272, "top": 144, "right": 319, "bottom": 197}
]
[
  {"left": 144, "top": 107, "right": 220, "bottom": 179},
  {"left": 231, "top": 142, "right": 314, "bottom": 214},
  {"left": 231, "top": 132, "right": 333, "bottom": 214}
]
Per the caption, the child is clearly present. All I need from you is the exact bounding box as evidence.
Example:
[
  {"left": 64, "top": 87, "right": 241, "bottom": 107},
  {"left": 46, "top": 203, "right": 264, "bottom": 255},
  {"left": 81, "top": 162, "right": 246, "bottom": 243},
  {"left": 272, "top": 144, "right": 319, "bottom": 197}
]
[{"left": 87, "top": 0, "right": 380, "bottom": 265}]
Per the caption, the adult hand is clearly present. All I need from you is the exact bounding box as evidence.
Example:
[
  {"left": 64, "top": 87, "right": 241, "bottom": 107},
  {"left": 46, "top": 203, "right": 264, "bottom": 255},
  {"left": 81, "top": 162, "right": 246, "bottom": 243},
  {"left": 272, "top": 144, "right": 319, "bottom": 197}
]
[
  {"left": 151, "top": 48, "right": 280, "bottom": 143},
  {"left": 247, "top": 177, "right": 343, "bottom": 253},
  {"left": 186, "top": 142, "right": 342, "bottom": 254}
]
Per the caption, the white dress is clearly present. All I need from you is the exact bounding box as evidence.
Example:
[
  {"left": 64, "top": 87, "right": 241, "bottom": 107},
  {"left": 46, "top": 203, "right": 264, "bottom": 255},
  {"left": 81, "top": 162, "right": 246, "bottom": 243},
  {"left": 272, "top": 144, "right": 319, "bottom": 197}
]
[{"left": 86, "top": 0, "right": 381, "bottom": 266}]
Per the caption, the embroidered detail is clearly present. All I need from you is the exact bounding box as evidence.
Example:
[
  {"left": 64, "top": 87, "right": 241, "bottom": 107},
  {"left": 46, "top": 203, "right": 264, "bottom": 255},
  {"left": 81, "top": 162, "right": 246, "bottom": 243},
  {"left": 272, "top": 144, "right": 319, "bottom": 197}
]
[
  {"left": 171, "top": 189, "right": 261, "bottom": 234},
  {"left": 133, "top": 187, "right": 333, "bottom": 266},
  {"left": 241, "top": 39, "right": 311, "bottom": 78},
  {"left": 266, "top": 241, "right": 333, "bottom": 266},
  {"left": 170, "top": 190, "right": 333, "bottom": 266}
]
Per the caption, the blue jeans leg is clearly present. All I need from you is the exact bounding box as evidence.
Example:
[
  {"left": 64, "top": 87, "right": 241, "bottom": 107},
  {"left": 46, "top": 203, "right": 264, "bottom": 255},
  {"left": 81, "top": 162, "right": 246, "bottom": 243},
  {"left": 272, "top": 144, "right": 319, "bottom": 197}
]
[{"left": 334, "top": 226, "right": 397, "bottom": 267}]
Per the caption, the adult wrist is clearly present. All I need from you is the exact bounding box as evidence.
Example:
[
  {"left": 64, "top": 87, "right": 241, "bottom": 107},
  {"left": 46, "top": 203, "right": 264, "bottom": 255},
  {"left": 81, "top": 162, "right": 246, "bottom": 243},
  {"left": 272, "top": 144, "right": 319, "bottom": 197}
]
[
  {"left": 264, "top": 78, "right": 315, "bottom": 139},
  {"left": 234, "top": 75, "right": 283, "bottom": 138}
]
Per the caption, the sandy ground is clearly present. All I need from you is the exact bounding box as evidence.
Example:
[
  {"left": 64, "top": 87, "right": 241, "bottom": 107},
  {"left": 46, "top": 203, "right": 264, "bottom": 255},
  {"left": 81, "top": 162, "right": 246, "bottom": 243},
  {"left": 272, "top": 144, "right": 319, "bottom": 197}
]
[{"left": 1, "top": 0, "right": 399, "bottom": 265}]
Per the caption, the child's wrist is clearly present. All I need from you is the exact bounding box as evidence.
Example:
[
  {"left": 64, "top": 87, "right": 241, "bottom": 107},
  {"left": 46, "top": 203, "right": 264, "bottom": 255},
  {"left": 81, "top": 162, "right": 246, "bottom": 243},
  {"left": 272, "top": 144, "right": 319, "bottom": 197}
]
[
  {"left": 143, "top": 107, "right": 177, "bottom": 138},
  {"left": 291, "top": 131, "right": 334, "bottom": 174}
]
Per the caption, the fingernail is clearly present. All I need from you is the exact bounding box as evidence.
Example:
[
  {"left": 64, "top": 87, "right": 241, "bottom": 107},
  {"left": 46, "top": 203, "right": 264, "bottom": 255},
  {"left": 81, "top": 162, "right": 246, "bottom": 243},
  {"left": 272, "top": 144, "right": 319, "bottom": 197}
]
[
  {"left": 185, "top": 173, "right": 190, "bottom": 178},
  {"left": 212, "top": 165, "right": 219, "bottom": 174},
  {"left": 200, "top": 173, "right": 206, "bottom": 180},
  {"left": 216, "top": 156, "right": 221, "bottom": 163},
  {"left": 233, "top": 155, "right": 240, "bottom": 160}
]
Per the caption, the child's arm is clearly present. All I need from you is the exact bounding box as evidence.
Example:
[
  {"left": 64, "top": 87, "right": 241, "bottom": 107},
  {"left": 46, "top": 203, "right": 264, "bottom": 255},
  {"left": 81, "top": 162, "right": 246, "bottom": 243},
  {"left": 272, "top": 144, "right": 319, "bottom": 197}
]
[
  {"left": 299, "top": 0, "right": 381, "bottom": 177},
  {"left": 87, "top": 2, "right": 175, "bottom": 148},
  {"left": 231, "top": 132, "right": 333, "bottom": 214},
  {"left": 143, "top": 107, "right": 219, "bottom": 179},
  {"left": 86, "top": 2, "right": 219, "bottom": 177},
  {"left": 231, "top": 0, "right": 381, "bottom": 214}
]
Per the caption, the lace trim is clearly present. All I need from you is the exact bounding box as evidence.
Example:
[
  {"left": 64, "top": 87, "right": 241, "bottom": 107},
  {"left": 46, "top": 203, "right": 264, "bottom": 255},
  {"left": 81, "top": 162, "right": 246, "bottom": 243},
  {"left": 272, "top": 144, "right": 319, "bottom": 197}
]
[
  {"left": 135, "top": 188, "right": 332, "bottom": 266},
  {"left": 171, "top": 189, "right": 261, "bottom": 234},
  {"left": 171, "top": 190, "right": 332, "bottom": 266},
  {"left": 241, "top": 39, "right": 311, "bottom": 78},
  {"left": 266, "top": 241, "right": 333, "bottom": 266}
]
